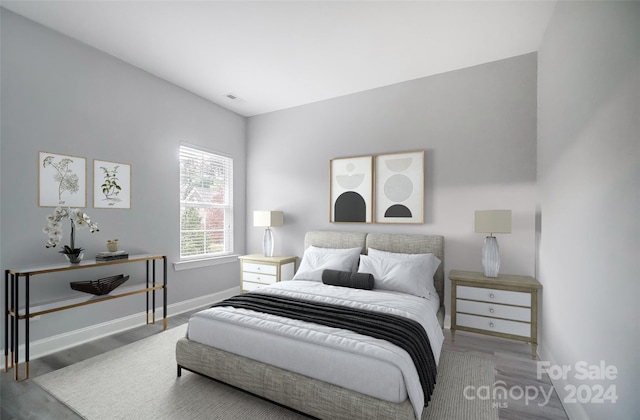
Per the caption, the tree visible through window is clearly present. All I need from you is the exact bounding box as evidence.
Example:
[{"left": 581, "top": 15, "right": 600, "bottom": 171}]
[{"left": 179, "top": 145, "right": 233, "bottom": 258}]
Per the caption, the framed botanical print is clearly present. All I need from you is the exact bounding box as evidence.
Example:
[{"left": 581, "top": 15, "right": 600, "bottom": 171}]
[
  {"left": 330, "top": 155, "right": 373, "bottom": 223},
  {"left": 374, "top": 150, "right": 424, "bottom": 224},
  {"left": 93, "top": 159, "right": 131, "bottom": 209},
  {"left": 39, "top": 151, "right": 87, "bottom": 208}
]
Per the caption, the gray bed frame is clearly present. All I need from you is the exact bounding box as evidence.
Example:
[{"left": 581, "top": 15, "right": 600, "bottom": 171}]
[{"left": 176, "top": 231, "right": 445, "bottom": 420}]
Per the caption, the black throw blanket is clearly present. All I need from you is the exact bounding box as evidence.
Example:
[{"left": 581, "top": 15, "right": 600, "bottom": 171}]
[{"left": 211, "top": 293, "right": 437, "bottom": 407}]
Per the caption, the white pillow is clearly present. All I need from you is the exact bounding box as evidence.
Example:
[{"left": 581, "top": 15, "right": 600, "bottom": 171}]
[
  {"left": 361, "top": 248, "right": 441, "bottom": 298},
  {"left": 292, "top": 246, "right": 362, "bottom": 282}
]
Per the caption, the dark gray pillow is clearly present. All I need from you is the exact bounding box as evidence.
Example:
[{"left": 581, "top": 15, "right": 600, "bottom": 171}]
[{"left": 322, "top": 269, "right": 374, "bottom": 290}]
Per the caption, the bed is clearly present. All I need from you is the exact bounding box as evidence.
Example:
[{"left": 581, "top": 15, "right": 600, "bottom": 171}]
[{"left": 176, "top": 231, "right": 445, "bottom": 420}]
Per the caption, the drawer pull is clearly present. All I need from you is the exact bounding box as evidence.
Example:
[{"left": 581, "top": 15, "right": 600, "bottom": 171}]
[
  {"left": 489, "top": 308, "right": 495, "bottom": 313},
  {"left": 489, "top": 293, "right": 495, "bottom": 299},
  {"left": 489, "top": 322, "right": 495, "bottom": 328}
]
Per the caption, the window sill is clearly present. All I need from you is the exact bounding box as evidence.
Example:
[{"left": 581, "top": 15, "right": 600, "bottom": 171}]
[{"left": 173, "top": 254, "right": 240, "bottom": 271}]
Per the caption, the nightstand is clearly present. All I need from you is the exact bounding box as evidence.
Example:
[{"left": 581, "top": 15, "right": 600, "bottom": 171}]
[
  {"left": 449, "top": 270, "right": 542, "bottom": 359},
  {"left": 238, "top": 254, "right": 297, "bottom": 292}
]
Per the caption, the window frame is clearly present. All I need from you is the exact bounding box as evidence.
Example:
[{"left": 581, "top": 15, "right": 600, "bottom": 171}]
[{"left": 178, "top": 144, "right": 234, "bottom": 261}]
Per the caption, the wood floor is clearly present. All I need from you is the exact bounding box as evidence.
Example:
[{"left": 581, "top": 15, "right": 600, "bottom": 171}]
[
  {"left": 1, "top": 309, "right": 568, "bottom": 420},
  {"left": 443, "top": 330, "right": 568, "bottom": 420}
]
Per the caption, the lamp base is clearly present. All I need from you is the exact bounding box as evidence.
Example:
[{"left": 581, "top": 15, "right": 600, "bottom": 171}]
[
  {"left": 482, "top": 236, "right": 500, "bottom": 278},
  {"left": 262, "top": 228, "right": 274, "bottom": 257}
]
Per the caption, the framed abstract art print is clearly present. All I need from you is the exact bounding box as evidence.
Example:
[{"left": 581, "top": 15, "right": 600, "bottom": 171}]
[
  {"left": 330, "top": 155, "right": 373, "bottom": 223},
  {"left": 374, "top": 150, "right": 424, "bottom": 224}
]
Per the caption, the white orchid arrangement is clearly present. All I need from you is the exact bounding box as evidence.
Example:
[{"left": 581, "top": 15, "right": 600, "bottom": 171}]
[{"left": 43, "top": 207, "right": 99, "bottom": 254}]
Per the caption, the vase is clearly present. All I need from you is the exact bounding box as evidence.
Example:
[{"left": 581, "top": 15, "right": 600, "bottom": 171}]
[
  {"left": 64, "top": 252, "right": 84, "bottom": 264},
  {"left": 107, "top": 239, "right": 119, "bottom": 252}
]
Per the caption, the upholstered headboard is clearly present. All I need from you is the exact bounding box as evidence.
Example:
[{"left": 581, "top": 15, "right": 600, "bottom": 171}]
[
  {"left": 304, "top": 231, "right": 367, "bottom": 253},
  {"left": 303, "top": 231, "right": 445, "bottom": 326}
]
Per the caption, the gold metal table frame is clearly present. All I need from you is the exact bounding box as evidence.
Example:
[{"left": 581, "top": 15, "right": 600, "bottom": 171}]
[{"left": 4, "top": 254, "right": 167, "bottom": 381}]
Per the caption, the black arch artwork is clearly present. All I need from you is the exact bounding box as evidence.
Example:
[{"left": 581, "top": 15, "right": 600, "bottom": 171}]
[
  {"left": 334, "top": 191, "right": 367, "bottom": 222},
  {"left": 384, "top": 204, "right": 412, "bottom": 218}
]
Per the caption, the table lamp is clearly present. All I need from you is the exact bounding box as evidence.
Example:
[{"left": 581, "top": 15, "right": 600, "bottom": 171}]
[
  {"left": 253, "top": 211, "right": 284, "bottom": 257},
  {"left": 474, "top": 210, "right": 512, "bottom": 277}
]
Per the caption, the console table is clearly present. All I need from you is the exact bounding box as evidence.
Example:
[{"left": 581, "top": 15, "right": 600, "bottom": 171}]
[{"left": 4, "top": 254, "right": 167, "bottom": 381}]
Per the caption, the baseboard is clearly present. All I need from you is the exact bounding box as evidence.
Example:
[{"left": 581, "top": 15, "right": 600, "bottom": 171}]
[
  {"left": 15, "top": 287, "right": 239, "bottom": 363},
  {"left": 537, "top": 343, "right": 589, "bottom": 420},
  {"left": 164, "top": 287, "right": 239, "bottom": 317}
]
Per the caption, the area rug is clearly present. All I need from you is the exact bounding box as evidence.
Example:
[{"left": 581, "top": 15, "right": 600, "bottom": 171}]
[{"left": 34, "top": 324, "right": 498, "bottom": 420}]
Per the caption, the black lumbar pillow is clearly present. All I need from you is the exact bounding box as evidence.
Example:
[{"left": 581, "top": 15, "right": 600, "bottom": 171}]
[{"left": 322, "top": 269, "right": 374, "bottom": 290}]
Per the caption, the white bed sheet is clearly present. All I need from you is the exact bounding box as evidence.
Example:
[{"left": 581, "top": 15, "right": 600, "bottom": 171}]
[{"left": 187, "top": 281, "right": 444, "bottom": 419}]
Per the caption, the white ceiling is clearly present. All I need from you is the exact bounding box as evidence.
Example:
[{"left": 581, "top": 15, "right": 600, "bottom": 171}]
[{"left": 1, "top": 1, "right": 557, "bottom": 117}]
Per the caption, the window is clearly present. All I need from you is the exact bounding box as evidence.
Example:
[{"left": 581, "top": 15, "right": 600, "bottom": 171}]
[{"left": 179, "top": 145, "right": 233, "bottom": 258}]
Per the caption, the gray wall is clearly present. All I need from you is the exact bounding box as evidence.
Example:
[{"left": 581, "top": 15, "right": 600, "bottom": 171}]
[
  {"left": 537, "top": 1, "right": 639, "bottom": 418},
  {"left": 247, "top": 53, "right": 539, "bottom": 324},
  {"left": 0, "top": 10, "right": 246, "bottom": 341},
  {"left": 7, "top": 6, "right": 638, "bottom": 417}
]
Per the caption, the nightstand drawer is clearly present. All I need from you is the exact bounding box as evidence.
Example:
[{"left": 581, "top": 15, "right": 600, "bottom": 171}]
[
  {"left": 243, "top": 262, "right": 277, "bottom": 275},
  {"left": 457, "top": 313, "right": 530, "bottom": 337},
  {"left": 456, "top": 299, "right": 531, "bottom": 322},
  {"left": 457, "top": 285, "right": 531, "bottom": 307},
  {"left": 243, "top": 271, "right": 277, "bottom": 284},
  {"left": 242, "top": 281, "right": 267, "bottom": 292}
]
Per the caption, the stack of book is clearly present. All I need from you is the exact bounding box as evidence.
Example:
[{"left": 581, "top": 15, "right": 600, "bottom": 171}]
[{"left": 96, "top": 250, "right": 129, "bottom": 261}]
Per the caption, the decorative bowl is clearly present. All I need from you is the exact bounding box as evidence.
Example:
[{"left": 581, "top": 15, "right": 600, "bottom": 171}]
[{"left": 70, "top": 274, "right": 130, "bottom": 296}]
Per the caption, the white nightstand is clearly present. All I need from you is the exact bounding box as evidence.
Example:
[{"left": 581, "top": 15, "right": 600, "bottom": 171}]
[
  {"left": 238, "top": 254, "right": 297, "bottom": 292},
  {"left": 449, "top": 270, "right": 542, "bottom": 359}
]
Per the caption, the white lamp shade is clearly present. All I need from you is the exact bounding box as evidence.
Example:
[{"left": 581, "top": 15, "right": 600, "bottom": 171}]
[
  {"left": 474, "top": 210, "right": 512, "bottom": 234},
  {"left": 253, "top": 211, "right": 284, "bottom": 228}
]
